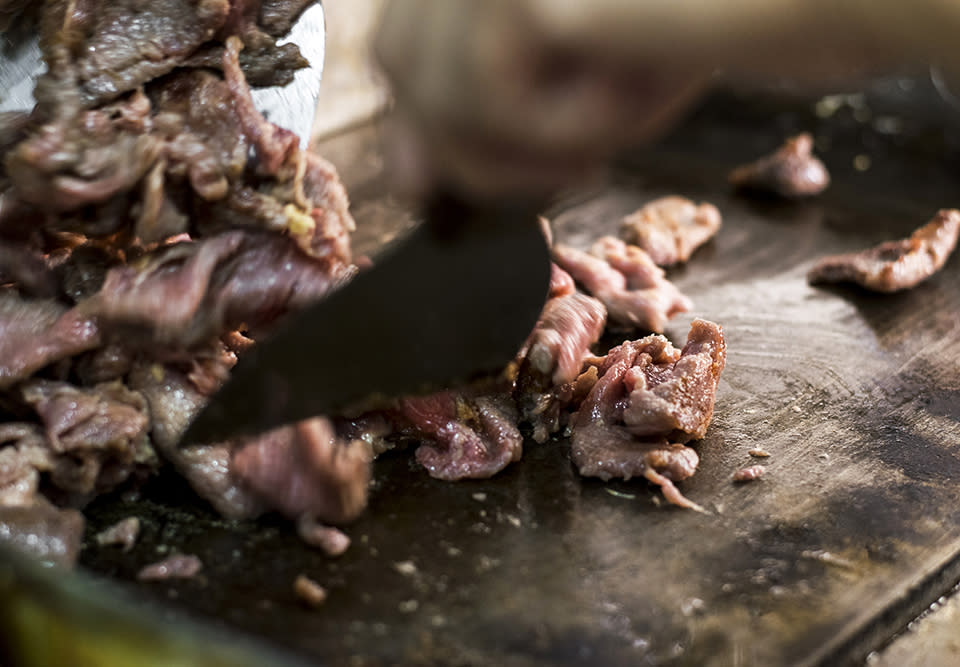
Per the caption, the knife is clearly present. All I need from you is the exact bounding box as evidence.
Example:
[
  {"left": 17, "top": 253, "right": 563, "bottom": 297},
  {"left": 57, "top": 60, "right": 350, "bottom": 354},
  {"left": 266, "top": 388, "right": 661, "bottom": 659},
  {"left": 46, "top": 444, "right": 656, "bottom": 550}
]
[
  {"left": 177, "top": 3, "right": 553, "bottom": 443},
  {"left": 180, "top": 189, "right": 551, "bottom": 445}
]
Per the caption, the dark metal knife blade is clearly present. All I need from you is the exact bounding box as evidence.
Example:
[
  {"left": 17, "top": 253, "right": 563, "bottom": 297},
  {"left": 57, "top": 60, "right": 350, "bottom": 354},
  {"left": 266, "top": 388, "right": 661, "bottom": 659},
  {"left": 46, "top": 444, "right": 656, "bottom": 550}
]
[{"left": 180, "top": 189, "right": 551, "bottom": 445}]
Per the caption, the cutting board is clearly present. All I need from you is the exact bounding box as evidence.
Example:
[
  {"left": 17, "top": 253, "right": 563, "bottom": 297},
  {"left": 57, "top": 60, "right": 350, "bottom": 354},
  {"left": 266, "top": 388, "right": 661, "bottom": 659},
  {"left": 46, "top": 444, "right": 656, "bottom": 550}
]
[{"left": 79, "top": 80, "right": 960, "bottom": 666}]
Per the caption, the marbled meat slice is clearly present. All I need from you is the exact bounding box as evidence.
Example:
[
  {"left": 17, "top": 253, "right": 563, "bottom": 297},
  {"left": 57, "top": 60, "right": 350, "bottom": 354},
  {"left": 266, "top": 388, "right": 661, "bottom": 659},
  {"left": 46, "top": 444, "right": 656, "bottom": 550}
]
[
  {"left": 397, "top": 392, "right": 523, "bottom": 481},
  {"left": 807, "top": 209, "right": 960, "bottom": 292},
  {"left": 552, "top": 236, "right": 691, "bottom": 332},
  {"left": 619, "top": 196, "right": 722, "bottom": 266},
  {"left": 729, "top": 133, "right": 829, "bottom": 198},
  {"left": 621, "top": 318, "right": 727, "bottom": 442},
  {"left": 37, "top": 0, "right": 230, "bottom": 108},
  {"left": 569, "top": 319, "right": 726, "bottom": 509}
]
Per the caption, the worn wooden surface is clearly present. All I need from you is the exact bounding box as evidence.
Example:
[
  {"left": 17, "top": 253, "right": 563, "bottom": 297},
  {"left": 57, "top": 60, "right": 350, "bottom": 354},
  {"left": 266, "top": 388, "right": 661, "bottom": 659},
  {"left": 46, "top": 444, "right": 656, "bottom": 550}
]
[{"left": 79, "top": 82, "right": 960, "bottom": 666}]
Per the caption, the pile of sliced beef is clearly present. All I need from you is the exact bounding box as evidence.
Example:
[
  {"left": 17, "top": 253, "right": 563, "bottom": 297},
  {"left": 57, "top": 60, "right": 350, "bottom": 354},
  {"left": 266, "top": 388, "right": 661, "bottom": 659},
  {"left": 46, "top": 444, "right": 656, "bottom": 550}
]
[{"left": 0, "top": 0, "right": 366, "bottom": 565}]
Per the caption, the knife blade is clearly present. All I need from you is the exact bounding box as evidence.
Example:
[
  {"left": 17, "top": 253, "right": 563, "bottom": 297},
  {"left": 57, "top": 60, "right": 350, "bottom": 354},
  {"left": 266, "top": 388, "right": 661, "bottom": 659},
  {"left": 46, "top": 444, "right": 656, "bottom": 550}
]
[{"left": 180, "top": 189, "right": 551, "bottom": 445}]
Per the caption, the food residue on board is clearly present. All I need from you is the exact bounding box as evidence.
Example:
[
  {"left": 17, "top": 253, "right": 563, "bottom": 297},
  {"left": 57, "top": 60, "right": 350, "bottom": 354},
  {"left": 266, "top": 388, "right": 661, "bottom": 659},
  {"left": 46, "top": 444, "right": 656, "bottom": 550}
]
[
  {"left": 294, "top": 574, "right": 328, "bottom": 608},
  {"left": 137, "top": 553, "right": 203, "bottom": 581},
  {"left": 94, "top": 516, "right": 141, "bottom": 552},
  {"left": 732, "top": 465, "right": 766, "bottom": 483}
]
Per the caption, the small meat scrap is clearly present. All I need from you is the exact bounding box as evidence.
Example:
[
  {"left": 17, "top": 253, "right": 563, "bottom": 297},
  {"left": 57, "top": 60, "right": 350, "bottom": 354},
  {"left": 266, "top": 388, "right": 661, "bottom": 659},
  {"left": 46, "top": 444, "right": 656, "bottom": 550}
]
[
  {"left": 398, "top": 392, "right": 523, "bottom": 481},
  {"left": 729, "top": 133, "right": 830, "bottom": 198},
  {"left": 294, "top": 574, "right": 328, "bottom": 608},
  {"left": 137, "top": 553, "right": 203, "bottom": 581},
  {"left": 807, "top": 209, "right": 960, "bottom": 292},
  {"left": 569, "top": 319, "right": 726, "bottom": 510},
  {"left": 296, "top": 514, "right": 351, "bottom": 557},
  {"left": 619, "top": 196, "right": 722, "bottom": 266},
  {"left": 94, "top": 516, "right": 140, "bottom": 552},
  {"left": 732, "top": 465, "right": 766, "bottom": 483},
  {"left": 552, "top": 237, "right": 691, "bottom": 332}
]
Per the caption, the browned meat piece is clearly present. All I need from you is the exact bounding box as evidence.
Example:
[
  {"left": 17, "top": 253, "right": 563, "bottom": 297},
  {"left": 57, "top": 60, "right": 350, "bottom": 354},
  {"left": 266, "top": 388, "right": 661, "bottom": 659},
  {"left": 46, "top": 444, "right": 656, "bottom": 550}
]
[
  {"left": 569, "top": 320, "right": 726, "bottom": 510},
  {"left": 732, "top": 465, "right": 766, "bottom": 482},
  {"left": 807, "top": 209, "right": 960, "bottom": 292},
  {"left": 0, "top": 424, "right": 51, "bottom": 507},
  {"left": 232, "top": 418, "right": 372, "bottom": 524},
  {"left": 514, "top": 292, "right": 606, "bottom": 442},
  {"left": 258, "top": 0, "right": 315, "bottom": 35},
  {"left": 396, "top": 392, "right": 523, "bottom": 481},
  {"left": 621, "top": 318, "right": 727, "bottom": 442},
  {"left": 552, "top": 237, "right": 691, "bottom": 332},
  {"left": 37, "top": 0, "right": 231, "bottom": 109},
  {"left": 83, "top": 231, "right": 353, "bottom": 349},
  {"left": 296, "top": 514, "right": 351, "bottom": 556},
  {"left": 5, "top": 89, "right": 161, "bottom": 216},
  {"left": 729, "top": 133, "right": 830, "bottom": 198},
  {"left": 137, "top": 553, "right": 203, "bottom": 581},
  {"left": 0, "top": 294, "right": 100, "bottom": 389},
  {"left": 294, "top": 574, "right": 328, "bottom": 607},
  {"left": 0, "top": 501, "right": 85, "bottom": 568},
  {"left": 95, "top": 516, "right": 140, "bottom": 551},
  {"left": 619, "top": 196, "right": 722, "bottom": 266},
  {"left": 20, "top": 379, "right": 157, "bottom": 500}
]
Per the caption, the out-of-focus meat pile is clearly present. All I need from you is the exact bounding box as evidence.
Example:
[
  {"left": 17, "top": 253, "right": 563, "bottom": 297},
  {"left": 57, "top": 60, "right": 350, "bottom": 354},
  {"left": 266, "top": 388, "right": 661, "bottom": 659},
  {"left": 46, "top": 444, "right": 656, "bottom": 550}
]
[{"left": 0, "top": 0, "right": 363, "bottom": 566}]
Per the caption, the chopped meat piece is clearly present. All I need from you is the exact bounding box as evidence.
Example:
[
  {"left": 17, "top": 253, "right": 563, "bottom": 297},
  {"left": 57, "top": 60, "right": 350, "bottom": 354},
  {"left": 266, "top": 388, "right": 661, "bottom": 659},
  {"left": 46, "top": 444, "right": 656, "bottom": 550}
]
[
  {"left": 137, "top": 553, "right": 203, "bottom": 581},
  {"left": 37, "top": 0, "right": 231, "bottom": 108},
  {"left": 552, "top": 237, "right": 691, "bottom": 332},
  {"left": 94, "top": 516, "right": 140, "bottom": 551},
  {"left": 296, "top": 514, "right": 351, "bottom": 556},
  {"left": 619, "top": 196, "right": 722, "bottom": 266},
  {"left": 0, "top": 245, "right": 59, "bottom": 299},
  {"left": 0, "top": 294, "right": 100, "bottom": 389},
  {"left": 83, "top": 230, "right": 353, "bottom": 348},
  {"left": 128, "top": 363, "right": 265, "bottom": 519},
  {"left": 732, "top": 465, "right": 766, "bottom": 482},
  {"left": 729, "top": 133, "right": 830, "bottom": 198},
  {"left": 514, "top": 292, "right": 606, "bottom": 442},
  {"left": 6, "top": 90, "right": 162, "bottom": 215},
  {"left": 0, "top": 501, "right": 85, "bottom": 568},
  {"left": 0, "top": 424, "right": 50, "bottom": 507},
  {"left": 20, "top": 379, "right": 156, "bottom": 500},
  {"left": 748, "top": 448, "right": 771, "bottom": 458},
  {"left": 294, "top": 574, "right": 328, "bottom": 607},
  {"left": 231, "top": 418, "right": 372, "bottom": 524},
  {"left": 807, "top": 209, "right": 960, "bottom": 292},
  {"left": 569, "top": 320, "right": 726, "bottom": 509},
  {"left": 621, "top": 318, "right": 727, "bottom": 442},
  {"left": 397, "top": 393, "right": 523, "bottom": 481}
]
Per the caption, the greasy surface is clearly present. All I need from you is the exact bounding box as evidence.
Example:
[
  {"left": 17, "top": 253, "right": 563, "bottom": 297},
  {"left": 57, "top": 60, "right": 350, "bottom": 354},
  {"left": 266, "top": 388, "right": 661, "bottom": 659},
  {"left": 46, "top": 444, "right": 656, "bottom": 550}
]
[{"left": 78, "top": 80, "right": 960, "bottom": 666}]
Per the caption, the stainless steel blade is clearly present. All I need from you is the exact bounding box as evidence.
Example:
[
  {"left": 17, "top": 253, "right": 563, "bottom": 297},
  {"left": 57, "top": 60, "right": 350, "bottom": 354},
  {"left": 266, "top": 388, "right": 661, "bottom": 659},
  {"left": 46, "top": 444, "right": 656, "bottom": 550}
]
[
  {"left": 180, "top": 190, "right": 551, "bottom": 445},
  {"left": 250, "top": 2, "right": 326, "bottom": 146}
]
